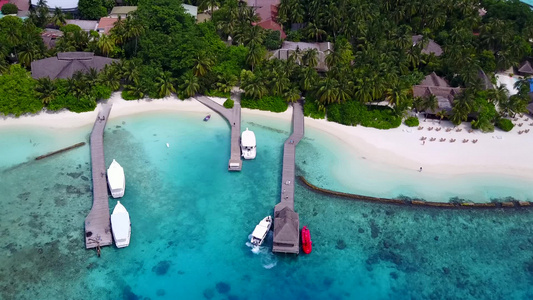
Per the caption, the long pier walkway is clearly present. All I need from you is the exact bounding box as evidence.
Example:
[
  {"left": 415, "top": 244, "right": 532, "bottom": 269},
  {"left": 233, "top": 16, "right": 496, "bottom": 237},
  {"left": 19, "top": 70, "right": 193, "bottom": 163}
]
[
  {"left": 196, "top": 93, "right": 242, "bottom": 171},
  {"left": 85, "top": 104, "right": 113, "bottom": 249},
  {"left": 273, "top": 101, "right": 304, "bottom": 254}
]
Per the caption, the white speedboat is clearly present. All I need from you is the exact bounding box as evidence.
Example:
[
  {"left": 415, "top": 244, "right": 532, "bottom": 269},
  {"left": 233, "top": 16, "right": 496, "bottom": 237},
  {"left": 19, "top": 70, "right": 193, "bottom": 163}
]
[
  {"left": 107, "top": 159, "right": 125, "bottom": 198},
  {"left": 241, "top": 128, "right": 256, "bottom": 159},
  {"left": 111, "top": 201, "right": 131, "bottom": 248},
  {"left": 251, "top": 216, "right": 272, "bottom": 246}
]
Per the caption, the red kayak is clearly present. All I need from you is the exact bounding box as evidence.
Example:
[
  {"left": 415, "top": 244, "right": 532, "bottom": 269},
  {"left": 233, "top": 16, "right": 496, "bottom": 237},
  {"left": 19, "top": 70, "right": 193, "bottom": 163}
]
[{"left": 301, "top": 226, "right": 312, "bottom": 254}]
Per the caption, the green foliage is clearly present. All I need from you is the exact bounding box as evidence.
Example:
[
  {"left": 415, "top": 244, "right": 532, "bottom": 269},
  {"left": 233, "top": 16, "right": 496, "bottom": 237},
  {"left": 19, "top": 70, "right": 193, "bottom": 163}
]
[
  {"left": 1, "top": 3, "right": 18, "bottom": 15},
  {"left": 223, "top": 98, "right": 234, "bottom": 108},
  {"left": 404, "top": 116, "right": 420, "bottom": 127},
  {"left": 495, "top": 118, "right": 514, "bottom": 132},
  {"left": 122, "top": 90, "right": 140, "bottom": 100},
  {"left": 205, "top": 90, "right": 230, "bottom": 98},
  {"left": 90, "top": 84, "right": 112, "bottom": 100},
  {"left": 264, "top": 30, "right": 282, "bottom": 50},
  {"left": 303, "top": 99, "right": 325, "bottom": 119},
  {"left": 212, "top": 45, "right": 248, "bottom": 78},
  {"left": 241, "top": 95, "right": 288, "bottom": 113},
  {"left": 0, "top": 65, "right": 42, "bottom": 116},
  {"left": 327, "top": 101, "right": 402, "bottom": 129},
  {"left": 285, "top": 30, "right": 303, "bottom": 42},
  {"left": 78, "top": 0, "right": 108, "bottom": 20},
  {"left": 60, "top": 24, "right": 82, "bottom": 33},
  {"left": 136, "top": 0, "right": 220, "bottom": 79},
  {"left": 479, "top": 50, "right": 497, "bottom": 73}
]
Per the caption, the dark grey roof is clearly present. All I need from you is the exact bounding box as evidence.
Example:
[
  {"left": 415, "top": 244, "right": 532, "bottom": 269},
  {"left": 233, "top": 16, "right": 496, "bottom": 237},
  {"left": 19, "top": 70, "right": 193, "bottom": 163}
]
[
  {"left": 412, "top": 35, "right": 443, "bottom": 56},
  {"left": 31, "top": 52, "right": 116, "bottom": 80},
  {"left": 518, "top": 61, "right": 533, "bottom": 75},
  {"left": 413, "top": 72, "right": 463, "bottom": 114},
  {"left": 273, "top": 207, "right": 299, "bottom": 244},
  {"left": 527, "top": 102, "right": 533, "bottom": 115}
]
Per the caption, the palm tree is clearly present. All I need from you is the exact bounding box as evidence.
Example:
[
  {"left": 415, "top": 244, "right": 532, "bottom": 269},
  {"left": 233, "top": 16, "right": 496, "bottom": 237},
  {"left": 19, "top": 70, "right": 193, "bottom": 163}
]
[
  {"left": 354, "top": 79, "right": 373, "bottom": 103},
  {"left": 180, "top": 72, "right": 200, "bottom": 98},
  {"left": 302, "top": 48, "right": 318, "bottom": 68},
  {"left": 18, "top": 44, "right": 40, "bottom": 67},
  {"left": 421, "top": 94, "right": 439, "bottom": 120},
  {"left": 198, "top": 0, "right": 220, "bottom": 16},
  {"left": 35, "top": 77, "right": 57, "bottom": 104},
  {"left": 449, "top": 90, "right": 475, "bottom": 125},
  {"left": 156, "top": 71, "right": 176, "bottom": 98},
  {"left": 514, "top": 76, "right": 531, "bottom": 96},
  {"left": 85, "top": 68, "right": 99, "bottom": 88},
  {"left": 50, "top": 7, "right": 66, "bottom": 28},
  {"left": 385, "top": 84, "right": 409, "bottom": 108},
  {"left": 487, "top": 84, "right": 509, "bottom": 106},
  {"left": 99, "top": 65, "right": 121, "bottom": 91},
  {"left": 67, "top": 71, "right": 88, "bottom": 99},
  {"left": 124, "top": 16, "right": 144, "bottom": 55},
  {"left": 246, "top": 45, "right": 264, "bottom": 71},
  {"left": 436, "top": 110, "right": 447, "bottom": 123},
  {"left": 97, "top": 34, "right": 115, "bottom": 57},
  {"left": 315, "top": 77, "right": 340, "bottom": 105},
  {"left": 125, "top": 78, "right": 145, "bottom": 99},
  {"left": 192, "top": 53, "right": 214, "bottom": 77},
  {"left": 110, "top": 16, "right": 126, "bottom": 45},
  {"left": 284, "top": 86, "right": 301, "bottom": 103},
  {"left": 123, "top": 61, "right": 140, "bottom": 84},
  {"left": 305, "top": 22, "right": 326, "bottom": 42},
  {"left": 214, "top": 74, "right": 237, "bottom": 94},
  {"left": 270, "top": 69, "right": 290, "bottom": 96},
  {"left": 242, "top": 76, "right": 267, "bottom": 99},
  {"left": 300, "top": 67, "right": 319, "bottom": 92}
]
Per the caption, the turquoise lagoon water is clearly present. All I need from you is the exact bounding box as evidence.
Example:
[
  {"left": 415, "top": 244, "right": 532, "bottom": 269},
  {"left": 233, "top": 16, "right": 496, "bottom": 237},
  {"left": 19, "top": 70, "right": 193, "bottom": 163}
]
[{"left": 1, "top": 111, "right": 533, "bottom": 299}]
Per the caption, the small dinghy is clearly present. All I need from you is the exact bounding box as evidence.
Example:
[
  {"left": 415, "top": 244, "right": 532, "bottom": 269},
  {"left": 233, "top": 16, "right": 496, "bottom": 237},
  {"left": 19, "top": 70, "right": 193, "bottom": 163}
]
[
  {"left": 302, "top": 226, "right": 312, "bottom": 254},
  {"left": 203, "top": 114, "right": 211, "bottom": 121}
]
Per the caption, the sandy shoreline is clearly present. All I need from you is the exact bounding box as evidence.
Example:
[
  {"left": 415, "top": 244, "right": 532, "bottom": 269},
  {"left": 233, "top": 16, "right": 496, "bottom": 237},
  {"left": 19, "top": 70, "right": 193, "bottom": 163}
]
[{"left": 2, "top": 92, "right": 533, "bottom": 182}]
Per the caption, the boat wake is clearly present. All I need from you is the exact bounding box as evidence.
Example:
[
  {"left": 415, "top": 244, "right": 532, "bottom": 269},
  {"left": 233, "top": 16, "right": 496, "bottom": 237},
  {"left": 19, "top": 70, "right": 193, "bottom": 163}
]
[{"left": 246, "top": 233, "right": 278, "bottom": 269}]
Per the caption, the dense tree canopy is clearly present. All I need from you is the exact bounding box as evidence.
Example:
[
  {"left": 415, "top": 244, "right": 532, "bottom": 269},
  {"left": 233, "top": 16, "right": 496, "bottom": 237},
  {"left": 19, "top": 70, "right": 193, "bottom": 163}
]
[{"left": 0, "top": 0, "right": 532, "bottom": 127}]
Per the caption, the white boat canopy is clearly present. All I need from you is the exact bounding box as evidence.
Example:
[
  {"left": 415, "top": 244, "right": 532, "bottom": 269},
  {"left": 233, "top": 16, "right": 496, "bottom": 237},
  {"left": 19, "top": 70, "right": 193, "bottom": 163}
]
[
  {"left": 107, "top": 159, "right": 124, "bottom": 191},
  {"left": 252, "top": 221, "right": 269, "bottom": 239},
  {"left": 111, "top": 201, "right": 130, "bottom": 243},
  {"left": 241, "top": 128, "right": 256, "bottom": 147}
]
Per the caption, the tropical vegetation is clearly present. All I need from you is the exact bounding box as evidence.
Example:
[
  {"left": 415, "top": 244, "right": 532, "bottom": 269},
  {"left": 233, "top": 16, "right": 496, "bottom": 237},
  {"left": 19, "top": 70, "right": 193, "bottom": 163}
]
[
  {"left": 0, "top": 0, "right": 532, "bottom": 129},
  {"left": 404, "top": 117, "right": 420, "bottom": 127}
]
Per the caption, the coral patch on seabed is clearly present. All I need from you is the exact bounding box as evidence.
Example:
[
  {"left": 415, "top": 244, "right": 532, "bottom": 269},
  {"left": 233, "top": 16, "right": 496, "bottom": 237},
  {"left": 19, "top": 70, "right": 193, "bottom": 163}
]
[
  {"left": 215, "top": 282, "right": 231, "bottom": 294},
  {"left": 152, "top": 261, "right": 171, "bottom": 276}
]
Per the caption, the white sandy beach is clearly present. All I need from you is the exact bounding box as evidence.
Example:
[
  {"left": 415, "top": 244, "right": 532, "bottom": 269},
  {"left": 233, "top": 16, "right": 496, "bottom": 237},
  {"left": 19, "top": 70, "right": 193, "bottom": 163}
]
[{"left": 1, "top": 92, "right": 533, "bottom": 184}]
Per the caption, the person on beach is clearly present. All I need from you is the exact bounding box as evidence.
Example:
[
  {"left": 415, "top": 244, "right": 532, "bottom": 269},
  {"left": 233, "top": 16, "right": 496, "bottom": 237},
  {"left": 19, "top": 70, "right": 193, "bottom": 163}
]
[{"left": 419, "top": 167, "right": 422, "bottom": 172}]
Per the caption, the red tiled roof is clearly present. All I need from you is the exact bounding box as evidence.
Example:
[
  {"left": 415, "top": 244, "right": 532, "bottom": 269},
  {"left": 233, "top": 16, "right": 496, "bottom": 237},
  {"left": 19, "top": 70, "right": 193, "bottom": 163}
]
[
  {"left": 256, "top": 19, "right": 286, "bottom": 39},
  {"left": 97, "top": 17, "right": 118, "bottom": 35}
]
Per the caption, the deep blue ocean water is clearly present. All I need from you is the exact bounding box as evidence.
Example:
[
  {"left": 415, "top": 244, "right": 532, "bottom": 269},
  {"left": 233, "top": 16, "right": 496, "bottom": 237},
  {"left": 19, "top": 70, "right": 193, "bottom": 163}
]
[{"left": 1, "top": 111, "right": 533, "bottom": 299}]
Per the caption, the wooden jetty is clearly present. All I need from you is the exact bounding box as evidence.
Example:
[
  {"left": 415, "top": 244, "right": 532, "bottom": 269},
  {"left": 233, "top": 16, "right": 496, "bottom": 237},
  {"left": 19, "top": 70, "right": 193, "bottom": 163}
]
[
  {"left": 273, "top": 101, "right": 304, "bottom": 254},
  {"left": 85, "top": 105, "right": 113, "bottom": 249},
  {"left": 195, "top": 93, "right": 242, "bottom": 171}
]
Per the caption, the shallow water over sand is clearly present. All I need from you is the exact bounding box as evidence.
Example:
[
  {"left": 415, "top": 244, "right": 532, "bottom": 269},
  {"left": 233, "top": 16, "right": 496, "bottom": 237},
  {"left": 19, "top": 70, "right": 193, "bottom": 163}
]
[{"left": 1, "top": 111, "right": 533, "bottom": 299}]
